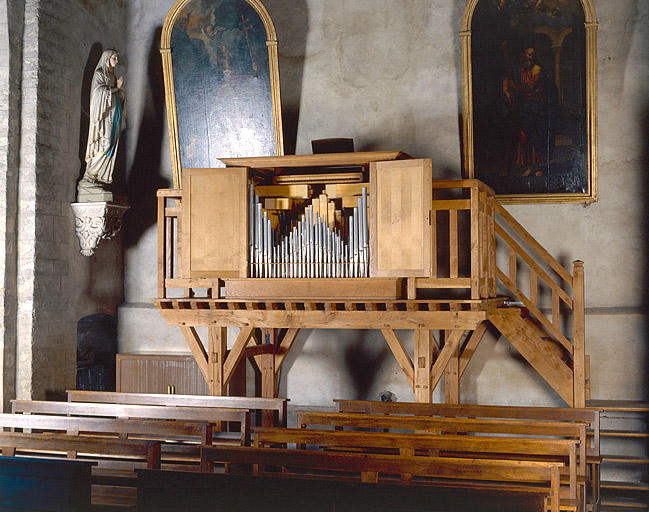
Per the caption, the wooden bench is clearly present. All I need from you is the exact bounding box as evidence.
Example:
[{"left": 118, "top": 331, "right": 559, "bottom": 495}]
[
  {"left": 200, "top": 445, "right": 563, "bottom": 512},
  {"left": 253, "top": 426, "right": 579, "bottom": 499},
  {"left": 137, "top": 468, "right": 547, "bottom": 512},
  {"left": 0, "top": 413, "right": 167, "bottom": 509},
  {"left": 66, "top": 389, "right": 288, "bottom": 427},
  {"left": 12, "top": 399, "right": 251, "bottom": 446},
  {"left": 334, "top": 399, "right": 601, "bottom": 509},
  {"left": 295, "top": 410, "right": 589, "bottom": 511},
  {"left": 0, "top": 431, "right": 161, "bottom": 469},
  {"left": 0, "top": 411, "right": 212, "bottom": 472}
]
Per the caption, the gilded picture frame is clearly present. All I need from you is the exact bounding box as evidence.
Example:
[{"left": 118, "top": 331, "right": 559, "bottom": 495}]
[
  {"left": 461, "top": 0, "right": 598, "bottom": 204},
  {"left": 161, "top": 0, "right": 284, "bottom": 189}
]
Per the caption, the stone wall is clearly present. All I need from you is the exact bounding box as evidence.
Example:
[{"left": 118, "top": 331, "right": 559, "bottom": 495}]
[
  {"left": 116, "top": 0, "right": 645, "bottom": 406},
  {"left": 0, "top": 0, "right": 126, "bottom": 408},
  {"left": 0, "top": 0, "right": 24, "bottom": 410}
]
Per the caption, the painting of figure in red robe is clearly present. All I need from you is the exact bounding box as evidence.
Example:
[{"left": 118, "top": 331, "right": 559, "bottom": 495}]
[{"left": 471, "top": 0, "right": 587, "bottom": 196}]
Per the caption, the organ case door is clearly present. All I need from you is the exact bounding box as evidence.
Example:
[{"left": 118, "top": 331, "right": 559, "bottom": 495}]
[
  {"left": 182, "top": 167, "right": 248, "bottom": 278},
  {"left": 369, "top": 159, "right": 432, "bottom": 278}
]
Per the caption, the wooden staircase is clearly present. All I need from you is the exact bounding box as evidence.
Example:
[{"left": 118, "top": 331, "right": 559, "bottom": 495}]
[
  {"left": 489, "top": 308, "right": 576, "bottom": 406},
  {"left": 587, "top": 400, "right": 649, "bottom": 511},
  {"left": 489, "top": 201, "right": 588, "bottom": 407}
]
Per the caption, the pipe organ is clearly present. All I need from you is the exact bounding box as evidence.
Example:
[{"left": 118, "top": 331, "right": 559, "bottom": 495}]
[
  {"left": 174, "top": 151, "right": 497, "bottom": 301},
  {"left": 248, "top": 184, "right": 369, "bottom": 279}
]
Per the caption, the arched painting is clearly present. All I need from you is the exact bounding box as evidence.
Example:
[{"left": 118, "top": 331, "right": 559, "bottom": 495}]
[
  {"left": 461, "top": 0, "right": 597, "bottom": 203},
  {"left": 161, "top": 0, "right": 284, "bottom": 188}
]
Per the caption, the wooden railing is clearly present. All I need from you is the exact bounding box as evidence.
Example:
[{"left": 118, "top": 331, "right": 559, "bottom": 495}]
[
  {"left": 416, "top": 180, "right": 497, "bottom": 300},
  {"left": 492, "top": 201, "right": 586, "bottom": 405}
]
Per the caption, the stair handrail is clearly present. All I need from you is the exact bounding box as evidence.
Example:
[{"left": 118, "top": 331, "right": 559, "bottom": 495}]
[
  {"left": 492, "top": 199, "right": 586, "bottom": 407},
  {"left": 492, "top": 200, "right": 577, "bottom": 353}
]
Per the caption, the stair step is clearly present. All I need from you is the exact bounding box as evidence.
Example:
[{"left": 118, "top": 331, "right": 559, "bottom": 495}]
[
  {"left": 601, "top": 429, "right": 649, "bottom": 438},
  {"left": 600, "top": 503, "right": 648, "bottom": 511},
  {"left": 602, "top": 455, "right": 649, "bottom": 464},
  {"left": 586, "top": 400, "right": 649, "bottom": 412},
  {"left": 601, "top": 481, "right": 649, "bottom": 491}
]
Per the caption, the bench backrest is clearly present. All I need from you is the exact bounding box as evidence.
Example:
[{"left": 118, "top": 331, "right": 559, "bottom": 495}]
[
  {"left": 334, "top": 400, "right": 600, "bottom": 455},
  {"left": 253, "top": 426, "right": 578, "bottom": 497},
  {"left": 0, "top": 432, "right": 161, "bottom": 469},
  {"left": 66, "top": 390, "right": 288, "bottom": 426},
  {"left": 200, "top": 445, "right": 562, "bottom": 512},
  {"left": 13, "top": 400, "right": 251, "bottom": 446},
  {"left": 295, "top": 410, "right": 587, "bottom": 475},
  {"left": 0, "top": 412, "right": 212, "bottom": 442}
]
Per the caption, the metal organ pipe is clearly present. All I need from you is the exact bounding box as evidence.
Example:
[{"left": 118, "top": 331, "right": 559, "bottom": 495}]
[{"left": 248, "top": 185, "right": 369, "bottom": 279}]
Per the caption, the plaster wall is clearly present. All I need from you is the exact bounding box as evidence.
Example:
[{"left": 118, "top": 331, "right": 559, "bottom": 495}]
[{"left": 120, "top": 0, "right": 649, "bottom": 407}]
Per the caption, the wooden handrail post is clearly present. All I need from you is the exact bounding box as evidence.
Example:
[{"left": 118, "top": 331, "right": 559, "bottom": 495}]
[
  {"left": 572, "top": 260, "right": 586, "bottom": 408},
  {"left": 157, "top": 194, "right": 166, "bottom": 299},
  {"left": 469, "top": 183, "right": 480, "bottom": 299}
]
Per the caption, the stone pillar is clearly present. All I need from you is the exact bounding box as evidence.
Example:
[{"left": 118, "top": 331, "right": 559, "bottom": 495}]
[{"left": 0, "top": 0, "right": 25, "bottom": 411}]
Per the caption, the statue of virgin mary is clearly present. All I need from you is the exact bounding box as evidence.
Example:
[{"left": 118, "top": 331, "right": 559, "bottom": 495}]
[{"left": 77, "top": 49, "right": 126, "bottom": 202}]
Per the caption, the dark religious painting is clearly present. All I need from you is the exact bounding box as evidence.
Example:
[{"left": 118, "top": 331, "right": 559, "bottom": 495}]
[
  {"left": 465, "top": 0, "right": 597, "bottom": 203},
  {"left": 162, "top": 0, "right": 283, "bottom": 187}
]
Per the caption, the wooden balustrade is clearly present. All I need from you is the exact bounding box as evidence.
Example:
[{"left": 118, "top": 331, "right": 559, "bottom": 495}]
[{"left": 156, "top": 179, "right": 499, "bottom": 302}]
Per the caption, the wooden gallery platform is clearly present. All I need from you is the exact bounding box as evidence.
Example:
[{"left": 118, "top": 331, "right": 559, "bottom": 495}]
[{"left": 154, "top": 152, "right": 588, "bottom": 407}]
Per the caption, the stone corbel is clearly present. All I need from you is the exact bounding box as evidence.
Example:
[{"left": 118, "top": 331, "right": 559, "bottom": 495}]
[{"left": 70, "top": 202, "right": 130, "bottom": 256}]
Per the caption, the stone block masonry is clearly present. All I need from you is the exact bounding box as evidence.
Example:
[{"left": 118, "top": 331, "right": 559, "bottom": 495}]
[{"left": 1, "top": 0, "right": 125, "bottom": 407}]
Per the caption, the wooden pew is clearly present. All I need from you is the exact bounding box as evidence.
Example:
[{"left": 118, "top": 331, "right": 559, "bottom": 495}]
[
  {"left": 0, "top": 431, "right": 161, "bottom": 469},
  {"left": 296, "top": 410, "right": 588, "bottom": 469},
  {"left": 200, "top": 445, "right": 563, "bottom": 512},
  {"left": 333, "top": 400, "right": 600, "bottom": 456},
  {"left": 0, "top": 411, "right": 213, "bottom": 507},
  {"left": 295, "top": 410, "right": 588, "bottom": 511},
  {"left": 66, "top": 389, "right": 288, "bottom": 427},
  {"left": 253, "top": 426, "right": 579, "bottom": 499},
  {"left": 137, "top": 469, "right": 547, "bottom": 512},
  {"left": 334, "top": 399, "right": 601, "bottom": 508},
  {"left": 12, "top": 399, "right": 251, "bottom": 446}
]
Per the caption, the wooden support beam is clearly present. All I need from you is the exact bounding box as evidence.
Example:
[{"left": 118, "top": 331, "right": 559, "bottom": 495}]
[
  {"left": 208, "top": 327, "right": 227, "bottom": 396},
  {"left": 444, "top": 333, "right": 461, "bottom": 404},
  {"left": 431, "top": 330, "right": 464, "bottom": 394},
  {"left": 258, "top": 329, "right": 278, "bottom": 426},
  {"left": 275, "top": 329, "right": 301, "bottom": 370},
  {"left": 223, "top": 327, "right": 255, "bottom": 388},
  {"left": 180, "top": 326, "right": 208, "bottom": 382},
  {"left": 414, "top": 330, "right": 433, "bottom": 403},
  {"left": 459, "top": 322, "right": 488, "bottom": 378},
  {"left": 381, "top": 329, "right": 414, "bottom": 388},
  {"left": 160, "top": 310, "right": 488, "bottom": 330}
]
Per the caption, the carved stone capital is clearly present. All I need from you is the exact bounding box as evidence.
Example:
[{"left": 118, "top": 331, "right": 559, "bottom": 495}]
[{"left": 70, "top": 202, "right": 130, "bottom": 256}]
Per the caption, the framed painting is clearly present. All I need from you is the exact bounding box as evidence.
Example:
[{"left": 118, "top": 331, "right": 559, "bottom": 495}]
[
  {"left": 161, "top": 0, "right": 284, "bottom": 188},
  {"left": 461, "top": 0, "right": 598, "bottom": 204}
]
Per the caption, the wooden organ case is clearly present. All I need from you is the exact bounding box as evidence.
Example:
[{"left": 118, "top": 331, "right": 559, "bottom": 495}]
[{"left": 155, "top": 151, "right": 589, "bottom": 407}]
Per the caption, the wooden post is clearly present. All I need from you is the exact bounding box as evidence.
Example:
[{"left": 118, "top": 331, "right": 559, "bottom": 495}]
[
  {"left": 444, "top": 337, "right": 461, "bottom": 405},
  {"left": 157, "top": 193, "right": 166, "bottom": 298},
  {"left": 208, "top": 327, "right": 228, "bottom": 396},
  {"left": 572, "top": 261, "right": 586, "bottom": 408},
  {"left": 259, "top": 328, "right": 278, "bottom": 425},
  {"left": 414, "top": 329, "right": 433, "bottom": 403},
  {"left": 469, "top": 183, "right": 480, "bottom": 299}
]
